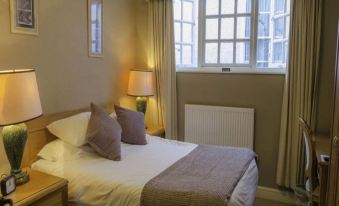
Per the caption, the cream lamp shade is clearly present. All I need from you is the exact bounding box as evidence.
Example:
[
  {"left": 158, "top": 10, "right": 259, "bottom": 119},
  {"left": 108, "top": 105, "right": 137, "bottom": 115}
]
[
  {"left": 0, "top": 69, "right": 42, "bottom": 126},
  {"left": 127, "top": 70, "right": 154, "bottom": 97}
]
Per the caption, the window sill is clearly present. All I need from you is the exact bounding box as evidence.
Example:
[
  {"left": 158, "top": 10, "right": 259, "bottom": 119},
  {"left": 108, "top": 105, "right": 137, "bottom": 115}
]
[{"left": 176, "top": 67, "right": 286, "bottom": 75}]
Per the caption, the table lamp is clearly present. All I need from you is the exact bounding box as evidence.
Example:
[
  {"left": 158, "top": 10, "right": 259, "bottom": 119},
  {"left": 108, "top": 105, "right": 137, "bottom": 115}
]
[
  {"left": 127, "top": 69, "right": 154, "bottom": 114},
  {"left": 0, "top": 69, "right": 42, "bottom": 185}
]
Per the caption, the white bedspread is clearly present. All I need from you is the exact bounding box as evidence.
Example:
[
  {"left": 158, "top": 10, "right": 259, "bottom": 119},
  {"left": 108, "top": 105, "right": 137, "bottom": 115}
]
[{"left": 32, "top": 135, "right": 258, "bottom": 206}]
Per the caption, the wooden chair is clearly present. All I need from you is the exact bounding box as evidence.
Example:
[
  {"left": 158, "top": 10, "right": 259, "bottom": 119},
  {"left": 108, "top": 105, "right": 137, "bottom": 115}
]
[{"left": 299, "top": 117, "right": 320, "bottom": 205}]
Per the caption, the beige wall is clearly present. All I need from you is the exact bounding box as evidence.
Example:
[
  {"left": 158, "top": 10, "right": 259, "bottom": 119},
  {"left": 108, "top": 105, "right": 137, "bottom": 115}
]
[
  {"left": 315, "top": 0, "right": 339, "bottom": 133},
  {"left": 135, "top": 0, "right": 149, "bottom": 67},
  {"left": 0, "top": 0, "right": 139, "bottom": 173},
  {"left": 177, "top": 73, "right": 285, "bottom": 188}
]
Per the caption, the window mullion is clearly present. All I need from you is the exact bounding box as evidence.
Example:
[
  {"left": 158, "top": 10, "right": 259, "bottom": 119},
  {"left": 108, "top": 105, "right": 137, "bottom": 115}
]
[
  {"left": 180, "top": 1, "right": 184, "bottom": 65},
  {"left": 269, "top": 0, "right": 274, "bottom": 65},
  {"left": 198, "top": 0, "right": 205, "bottom": 67},
  {"left": 233, "top": 0, "right": 238, "bottom": 64},
  {"left": 217, "top": 0, "right": 222, "bottom": 64},
  {"left": 251, "top": 0, "right": 259, "bottom": 70}
]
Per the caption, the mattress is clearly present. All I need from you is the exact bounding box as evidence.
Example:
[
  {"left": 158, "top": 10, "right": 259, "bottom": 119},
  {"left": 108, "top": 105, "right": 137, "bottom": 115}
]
[{"left": 32, "top": 135, "right": 258, "bottom": 206}]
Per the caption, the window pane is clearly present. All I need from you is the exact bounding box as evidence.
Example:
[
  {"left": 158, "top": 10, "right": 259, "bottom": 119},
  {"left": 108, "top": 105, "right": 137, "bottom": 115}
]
[
  {"left": 257, "top": 62, "right": 268, "bottom": 67},
  {"left": 206, "top": 0, "right": 219, "bottom": 15},
  {"left": 236, "top": 41, "right": 250, "bottom": 63},
  {"left": 258, "top": 0, "right": 270, "bottom": 12},
  {"left": 175, "top": 22, "right": 181, "bottom": 42},
  {"left": 220, "top": 18, "right": 234, "bottom": 39},
  {"left": 257, "top": 39, "right": 270, "bottom": 61},
  {"left": 237, "top": 0, "right": 251, "bottom": 14},
  {"left": 206, "top": 18, "right": 219, "bottom": 39},
  {"left": 173, "top": 0, "right": 182, "bottom": 20},
  {"left": 220, "top": 42, "right": 234, "bottom": 63},
  {"left": 183, "top": 1, "right": 193, "bottom": 22},
  {"left": 175, "top": 44, "right": 181, "bottom": 65},
  {"left": 274, "top": 17, "right": 284, "bottom": 38},
  {"left": 205, "top": 43, "right": 218, "bottom": 63},
  {"left": 273, "top": 42, "right": 283, "bottom": 62},
  {"left": 182, "top": 45, "right": 192, "bottom": 65},
  {"left": 237, "top": 16, "right": 251, "bottom": 39},
  {"left": 258, "top": 14, "right": 270, "bottom": 37},
  {"left": 275, "top": 0, "right": 285, "bottom": 13},
  {"left": 183, "top": 23, "right": 192, "bottom": 43},
  {"left": 221, "top": 0, "right": 235, "bottom": 14}
]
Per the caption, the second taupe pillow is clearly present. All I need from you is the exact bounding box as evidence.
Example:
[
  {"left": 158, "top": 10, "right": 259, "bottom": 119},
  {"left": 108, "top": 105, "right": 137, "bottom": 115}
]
[
  {"left": 86, "top": 103, "right": 122, "bottom": 161},
  {"left": 114, "top": 105, "right": 147, "bottom": 145}
]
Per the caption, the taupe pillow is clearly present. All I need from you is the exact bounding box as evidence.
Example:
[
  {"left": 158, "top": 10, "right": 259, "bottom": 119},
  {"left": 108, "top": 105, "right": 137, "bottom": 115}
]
[
  {"left": 86, "top": 103, "right": 122, "bottom": 161},
  {"left": 114, "top": 105, "right": 147, "bottom": 145}
]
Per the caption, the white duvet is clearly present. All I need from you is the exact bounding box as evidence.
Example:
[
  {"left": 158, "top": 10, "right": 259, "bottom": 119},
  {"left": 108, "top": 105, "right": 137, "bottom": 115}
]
[{"left": 32, "top": 135, "right": 258, "bottom": 206}]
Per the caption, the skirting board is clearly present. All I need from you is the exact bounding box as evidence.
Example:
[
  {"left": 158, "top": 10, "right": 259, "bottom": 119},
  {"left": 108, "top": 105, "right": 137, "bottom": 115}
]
[{"left": 256, "top": 186, "right": 295, "bottom": 205}]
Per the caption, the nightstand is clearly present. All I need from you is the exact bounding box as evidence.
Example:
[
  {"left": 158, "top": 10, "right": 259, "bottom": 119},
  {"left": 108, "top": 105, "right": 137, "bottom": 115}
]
[
  {"left": 6, "top": 168, "right": 68, "bottom": 206},
  {"left": 147, "top": 127, "right": 165, "bottom": 137}
]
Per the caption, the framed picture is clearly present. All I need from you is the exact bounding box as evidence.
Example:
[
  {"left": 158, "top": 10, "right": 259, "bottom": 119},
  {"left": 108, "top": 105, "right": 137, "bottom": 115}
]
[
  {"left": 10, "top": 0, "right": 38, "bottom": 35},
  {"left": 88, "top": 0, "right": 103, "bottom": 57}
]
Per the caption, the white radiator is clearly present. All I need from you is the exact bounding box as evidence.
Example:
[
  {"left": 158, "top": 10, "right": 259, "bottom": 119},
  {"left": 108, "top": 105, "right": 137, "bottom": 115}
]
[{"left": 185, "top": 104, "right": 255, "bottom": 149}]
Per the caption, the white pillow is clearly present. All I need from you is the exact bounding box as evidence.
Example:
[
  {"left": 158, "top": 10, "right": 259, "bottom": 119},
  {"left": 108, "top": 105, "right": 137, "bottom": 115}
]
[
  {"left": 47, "top": 112, "right": 91, "bottom": 147},
  {"left": 38, "top": 139, "right": 83, "bottom": 162}
]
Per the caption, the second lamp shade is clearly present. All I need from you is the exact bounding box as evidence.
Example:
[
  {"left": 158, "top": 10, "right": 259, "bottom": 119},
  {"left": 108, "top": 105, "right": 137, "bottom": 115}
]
[{"left": 127, "top": 70, "right": 154, "bottom": 97}]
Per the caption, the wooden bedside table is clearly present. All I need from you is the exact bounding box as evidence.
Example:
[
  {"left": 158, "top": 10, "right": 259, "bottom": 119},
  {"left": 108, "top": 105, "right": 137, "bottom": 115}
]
[
  {"left": 6, "top": 168, "right": 68, "bottom": 206},
  {"left": 147, "top": 127, "right": 165, "bottom": 137}
]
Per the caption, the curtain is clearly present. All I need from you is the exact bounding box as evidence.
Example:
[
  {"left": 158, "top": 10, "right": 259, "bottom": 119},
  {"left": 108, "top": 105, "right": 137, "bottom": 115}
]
[
  {"left": 147, "top": 0, "right": 178, "bottom": 140},
  {"left": 276, "top": 0, "right": 322, "bottom": 188}
]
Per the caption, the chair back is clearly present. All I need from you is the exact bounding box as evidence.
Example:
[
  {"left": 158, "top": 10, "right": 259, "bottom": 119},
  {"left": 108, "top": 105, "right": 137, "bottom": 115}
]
[{"left": 299, "top": 117, "right": 317, "bottom": 193}]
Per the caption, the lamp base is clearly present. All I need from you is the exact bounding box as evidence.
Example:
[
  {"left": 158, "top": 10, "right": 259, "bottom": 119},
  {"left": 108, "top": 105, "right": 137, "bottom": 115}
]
[
  {"left": 2, "top": 123, "right": 29, "bottom": 185},
  {"left": 136, "top": 97, "right": 147, "bottom": 114},
  {"left": 13, "top": 170, "right": 30, "bottom": 186}
]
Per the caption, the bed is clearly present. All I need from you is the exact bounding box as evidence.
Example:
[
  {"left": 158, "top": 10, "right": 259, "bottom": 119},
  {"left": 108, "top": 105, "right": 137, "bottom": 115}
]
[
  {"left": 31, "top": 135, "right": 258, "bottom": 206},
  {"left": 22, "top": 104, "right": 258, "bottom": 206}
]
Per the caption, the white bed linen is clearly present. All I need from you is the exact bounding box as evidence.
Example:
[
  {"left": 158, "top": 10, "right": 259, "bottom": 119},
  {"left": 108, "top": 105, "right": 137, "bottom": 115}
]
[{"left": 32, "top": 135, "right": 258, "bottom": 206}]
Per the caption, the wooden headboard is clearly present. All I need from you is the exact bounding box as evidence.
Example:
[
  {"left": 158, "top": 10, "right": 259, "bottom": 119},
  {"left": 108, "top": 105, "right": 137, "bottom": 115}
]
[{"left": 22, "top": 103, "right": 115, "bottom": 168}]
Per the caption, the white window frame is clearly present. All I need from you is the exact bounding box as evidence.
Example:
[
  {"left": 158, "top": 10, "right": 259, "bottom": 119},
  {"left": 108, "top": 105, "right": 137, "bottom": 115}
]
[
  {"left": 174, "top": 0, "right": 197, "bottom": 67},
  {"left": 270, "top": 0, "right": 290, "bottom": 67},
  {"left": 176, "top": 0, "right": 290, "bottom": 74}
]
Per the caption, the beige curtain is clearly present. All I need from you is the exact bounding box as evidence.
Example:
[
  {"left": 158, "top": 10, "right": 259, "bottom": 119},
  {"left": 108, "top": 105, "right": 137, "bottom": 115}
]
[
  {"left": 276, "top": 0, "right": 322, "bottom": 188},
  {"left": 147, "top": 0, "right": 178, "bottom": 140}
]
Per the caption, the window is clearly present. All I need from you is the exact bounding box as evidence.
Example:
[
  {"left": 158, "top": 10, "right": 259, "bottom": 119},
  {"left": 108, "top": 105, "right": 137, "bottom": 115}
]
[
  {"left": 203, "top": 0, "right": 252, "bottom": 65},
  {"left": 174, "top": 0, "right": 198, "bottom": 67},
  {"left": 257, "top": 0, "right": 290, "bottom": 68},
  {"left": 173, "top": 0, "right": 291, "bottom": 71}
]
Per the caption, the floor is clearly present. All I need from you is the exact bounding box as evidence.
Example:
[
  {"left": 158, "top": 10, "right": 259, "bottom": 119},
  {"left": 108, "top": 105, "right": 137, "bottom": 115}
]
[{"left": 254, "top": 198, "right": 294, "bottom": 206}]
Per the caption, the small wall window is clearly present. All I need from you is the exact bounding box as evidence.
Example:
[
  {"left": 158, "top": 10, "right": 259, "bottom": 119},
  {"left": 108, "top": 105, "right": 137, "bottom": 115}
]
[{"left": 88, "top": 0, "right": 103, "bottom": 57}]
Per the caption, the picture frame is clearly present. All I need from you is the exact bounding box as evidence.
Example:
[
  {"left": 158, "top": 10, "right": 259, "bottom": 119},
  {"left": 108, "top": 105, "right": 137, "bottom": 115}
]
[
  {"left": 10, "top": 0, "right": 38, "bottom": 35},
  {"left": 88, "top": 0, "right": 104, "bottom": 57}
]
